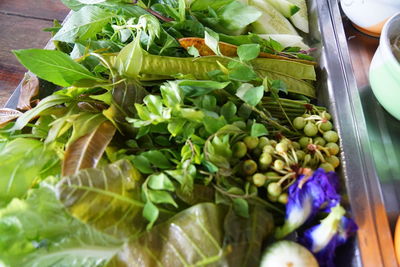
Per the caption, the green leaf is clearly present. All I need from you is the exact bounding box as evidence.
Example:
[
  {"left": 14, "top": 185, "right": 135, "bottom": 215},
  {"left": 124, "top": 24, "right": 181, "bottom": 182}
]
[
  {"left": 237, "top": 44, "right": 260, "bottom": 62},
  {"left": 131, "top": 155, "right": 153, "bottom": 174},
  {"left": 204, "top": 28, "right": 220, "bottom": 56},
  {"left": 0, "top": 139, "right": 60, "bottom": 204},
  {"left": 148, "top": 190, "right": 178, "bottom": 208},
  {"left": 103, "top": 80, "right": 148, "bottom": 131},
  {"left": 220, "top": 101, "right": 237, "bottom": 122},
  {"left": 269, "top": 38, "right": 284, "bottom": 52},
  {"left": 142, "top": 201, "right": 159, "bottom": 230},
  {"left": 0, "top": 187, "right": 121, "bottom": 267},
  {"left": 108, "top": 203, "right": 226, "bottom": 266},
  {"left": 115, "top": 33, "right": 143, "bottom": 77},
  {"left": 187, "top": 45, "right": 200, "bottom": 57},
  {"left": 56, "top": 160, "right": 146, "bottom": 240},
  {"left": 179, "top": 80, "right": 230, "bottom": 97},
  {"left": 13, "top": 49, "right": 101, "bottom": 87},
  {"left": 148, "top": 173, "right": 175, "bottom": 192},
  {"left": 236, "top": 84, "right": 264, "bottom": 106},
  {"left": 229, "top": 65, "right": 258, "bottom": 82},
  {"left": 167, "top": 119, "right": 186, "bottom": 136},
  {"left": 233, "top": 198, "right": 249, "bottom": 218},
  {"left": 203, "top": 116, "right": 227, "bottom": 134},
  {"left": 250, "top": 123, "right": 268, "bottom": 137},
  {"left": 141, "top": 150, "right": 173, "bottom": 169},
  {"left": 224, "top": 205, "right": 275, "bottom": 267},
  {"left": 62, "top": 120, "right": 116, "bottom": 176},
  {"left": 54, "top": 6, "right": 114, "bottom": 42},
  {"left": 68, "top": 113, "right": 108, "bottom": 145},
  {"left": 10, "top": 94, "right": 72, "bottom": 132},
  {"left": 270, "top": 79, "right": 288, "bottom": 94}
]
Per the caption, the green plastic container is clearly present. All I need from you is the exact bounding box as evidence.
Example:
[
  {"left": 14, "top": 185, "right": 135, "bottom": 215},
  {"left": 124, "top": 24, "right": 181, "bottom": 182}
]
[{"left": 369, "top": 12, "right": 400, "bottom": 120}]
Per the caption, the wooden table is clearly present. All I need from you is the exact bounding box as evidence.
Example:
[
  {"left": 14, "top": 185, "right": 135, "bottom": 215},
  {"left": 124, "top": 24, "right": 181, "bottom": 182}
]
[{"left": 0, "top": 0, "right": 69, "bottom": 107}]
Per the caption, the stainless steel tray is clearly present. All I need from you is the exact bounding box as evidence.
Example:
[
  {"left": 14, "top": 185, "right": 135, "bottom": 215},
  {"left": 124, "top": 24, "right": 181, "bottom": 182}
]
[{"left": 5, "top": 1, "right": 398, "bottom": 266}]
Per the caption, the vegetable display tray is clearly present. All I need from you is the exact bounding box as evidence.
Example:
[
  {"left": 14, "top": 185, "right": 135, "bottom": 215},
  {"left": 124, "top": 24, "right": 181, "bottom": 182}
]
[{"left": 5, "top": 0, "right": 398, "bottom": 266}]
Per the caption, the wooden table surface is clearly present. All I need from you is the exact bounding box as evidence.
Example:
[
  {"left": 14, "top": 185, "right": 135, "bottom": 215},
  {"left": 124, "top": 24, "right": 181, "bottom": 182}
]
[{"left": 0, "top": 0, "right": 69, "bottom": 107}]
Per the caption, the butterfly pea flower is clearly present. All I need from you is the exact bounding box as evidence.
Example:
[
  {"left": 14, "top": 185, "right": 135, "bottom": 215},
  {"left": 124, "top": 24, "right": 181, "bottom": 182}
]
[
  {"left": 299, "top": 204, "right": 358, "bottom": 267},
  {"left": 275, "top": 168, "right": 341, "bottom": 239}
]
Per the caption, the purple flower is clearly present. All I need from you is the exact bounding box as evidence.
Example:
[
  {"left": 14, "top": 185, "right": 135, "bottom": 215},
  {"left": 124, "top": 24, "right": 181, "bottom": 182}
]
[
  {"left": 299, "top": 204, "right": 358, "bottom": 267},
  {"left": 275, "top": 168, "right": 341, "bottom": 239}
]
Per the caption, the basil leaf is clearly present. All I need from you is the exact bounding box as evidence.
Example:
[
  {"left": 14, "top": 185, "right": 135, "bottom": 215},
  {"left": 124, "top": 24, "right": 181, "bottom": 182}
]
[
  {"left": 13, "top": 49, "right": 101, "bottom": 87},
  {"left": 53, "top": 6, "right": 114, "bottom": 43}
]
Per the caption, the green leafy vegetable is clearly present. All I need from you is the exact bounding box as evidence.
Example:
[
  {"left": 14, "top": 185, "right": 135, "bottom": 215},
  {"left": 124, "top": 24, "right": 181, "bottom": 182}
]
[
  {"left": 13, "top": 49, "right": 103, "bottom": 87},
  {"left": 54, "top": 6, "right": 114, "bottom": 43}
]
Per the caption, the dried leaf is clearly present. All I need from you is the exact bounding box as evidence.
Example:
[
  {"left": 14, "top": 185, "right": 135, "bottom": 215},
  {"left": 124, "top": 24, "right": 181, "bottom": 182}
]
[
  {"left": 17, "top": 73, "right": 39, "bottom": 111},
  {"left": 62, "top": 120, "right": 116, "bottom": 176},
  {"left": 179, "top": 37, "right": 316, "bottom": 65},
  {"left": 0, "top": 108, "right": 22, "bottom": 128}
]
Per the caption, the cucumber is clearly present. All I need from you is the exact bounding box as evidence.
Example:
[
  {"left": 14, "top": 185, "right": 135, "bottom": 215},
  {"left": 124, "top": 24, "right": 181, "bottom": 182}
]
[
  {"left": 287, "top": 0, "right": 309, "bottom": 33},
  {"left": 265, "top": 0, "right": 300, "bottom": 18},
  {"left": 260, "top": 241, "right": 319, "bottom": 267},
  {"left": 249, "top": 0, "right": 298, "bottom": 35},
  {"left": 258, "top": 34, "right": 310, "bottom": 50}
]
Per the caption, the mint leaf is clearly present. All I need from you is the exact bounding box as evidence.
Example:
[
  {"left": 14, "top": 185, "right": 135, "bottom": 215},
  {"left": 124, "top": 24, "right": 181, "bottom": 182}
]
[
  {"left": 237, "top": 44, "right": 260, "bottom": 62},
  {"left": 53, "top": 6, "right": 114, "bottom": 42},
  {"left": 13, "top": 49, "right": 101, "bottom": 87},
  {"left": 236, "top": 83, "right": 264, "bottom": 106}
]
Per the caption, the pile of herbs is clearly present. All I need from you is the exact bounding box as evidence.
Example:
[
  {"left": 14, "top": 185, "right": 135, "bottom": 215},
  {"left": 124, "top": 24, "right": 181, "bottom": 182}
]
[{"left": 0, "top": 0, "right": 355, "bottom": 266}]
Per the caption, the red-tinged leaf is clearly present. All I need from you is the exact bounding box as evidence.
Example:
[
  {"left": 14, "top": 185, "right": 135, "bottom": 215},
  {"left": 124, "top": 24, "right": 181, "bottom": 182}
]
[
  {"left": 62, "top": 120, "right": 116, "bottom": 176},
  {"left": 17, "top": 73, "right": 39, "bottom": 111},
  {"left": 0, "top": 108, "right": 23, "bottom": 128}
]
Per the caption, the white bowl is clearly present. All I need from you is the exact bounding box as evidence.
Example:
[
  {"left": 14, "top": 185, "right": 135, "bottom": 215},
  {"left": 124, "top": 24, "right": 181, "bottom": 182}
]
[
  {"left": 341, "top": 0, "right": 400, "bottom": 37},
  {"left": 369, "top": 12, "right": 400, "bottom": 120}
]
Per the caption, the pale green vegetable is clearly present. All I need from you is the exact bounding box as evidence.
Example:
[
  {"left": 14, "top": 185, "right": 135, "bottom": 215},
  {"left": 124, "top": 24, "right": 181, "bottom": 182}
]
[
  {"left": 265, "top": 0, "right": 300, "bottom": 18},
  {"left": 248, "top": 0, "right": 298, "bottom": 35},
  {"left": 287, "top": 0, "right": 309, "bottom": 33},
  {"left": 260, "top": 241, "right": 319, "bottom": 267},
  {"left": 258, "top": 34, "right": 310, "bottom": 50}
]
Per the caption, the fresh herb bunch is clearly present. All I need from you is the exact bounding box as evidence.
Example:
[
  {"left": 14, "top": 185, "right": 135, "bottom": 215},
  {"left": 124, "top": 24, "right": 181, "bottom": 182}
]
[{"left": 0, "top": 1, "right": 356, "bottom": 267}]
